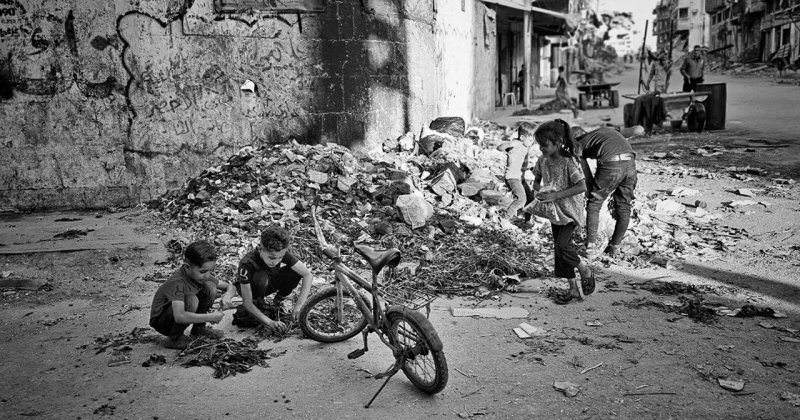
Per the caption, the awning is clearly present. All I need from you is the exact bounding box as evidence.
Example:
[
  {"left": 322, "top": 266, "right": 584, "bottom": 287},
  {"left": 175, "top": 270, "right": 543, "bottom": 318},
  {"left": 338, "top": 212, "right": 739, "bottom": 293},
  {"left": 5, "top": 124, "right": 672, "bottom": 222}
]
[
  {"left": 481, "top": 0, "right": 529, "bottom": 12},
  {"left": 481, "top": 0, "right": 579, "bottom": 36}
]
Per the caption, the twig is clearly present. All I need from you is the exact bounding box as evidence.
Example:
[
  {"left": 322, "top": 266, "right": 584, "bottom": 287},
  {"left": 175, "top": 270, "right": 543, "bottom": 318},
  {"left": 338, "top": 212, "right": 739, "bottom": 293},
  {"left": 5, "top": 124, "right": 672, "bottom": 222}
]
[
  {"left": 623, "top": 392, "right": 677, "bottom": 396},
  {"left": 455, "top": 367, "right": 477, "bottom": 380},
  {"left": 461, "top": 386, "right": 485, "bottom": 398},
  {"left": 580, "top": 362, "right": 603, "bottom": 374}
]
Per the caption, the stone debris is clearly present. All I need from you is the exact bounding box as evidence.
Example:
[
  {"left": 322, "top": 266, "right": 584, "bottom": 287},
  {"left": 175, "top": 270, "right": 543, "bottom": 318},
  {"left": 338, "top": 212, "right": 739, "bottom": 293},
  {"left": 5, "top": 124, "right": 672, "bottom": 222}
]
[{"left": 149, "top": 120, "right": 752, "bottom": 295}]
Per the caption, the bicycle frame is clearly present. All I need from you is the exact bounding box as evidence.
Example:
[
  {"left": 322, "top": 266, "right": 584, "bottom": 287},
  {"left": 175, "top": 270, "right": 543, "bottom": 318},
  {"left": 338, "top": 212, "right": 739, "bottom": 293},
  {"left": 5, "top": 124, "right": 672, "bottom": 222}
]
[
  {"left": 327, "top": 251, "right": 402, "bottom": 355},
  {"left": 312, "top": 209, "right": 400, "bottom": 354}
]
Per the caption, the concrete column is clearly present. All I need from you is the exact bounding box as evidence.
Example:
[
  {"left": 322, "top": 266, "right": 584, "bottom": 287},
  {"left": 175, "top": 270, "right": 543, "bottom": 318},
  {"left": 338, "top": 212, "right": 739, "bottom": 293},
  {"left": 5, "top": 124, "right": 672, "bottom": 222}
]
[{"left": 523, "top": 9, "right": 532, "bottom": 107}]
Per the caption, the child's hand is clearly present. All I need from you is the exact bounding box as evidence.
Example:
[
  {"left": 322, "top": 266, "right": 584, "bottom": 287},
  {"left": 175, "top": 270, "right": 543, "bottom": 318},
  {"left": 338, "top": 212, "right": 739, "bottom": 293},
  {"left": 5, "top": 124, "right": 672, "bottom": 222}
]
[
  {"left": 209, "top": 310, "right": 224, "bottom": 324},
  {"left": 220, "top": 296, "right": 234, "bottom": 310},
  {"left": 267, "top": 320, "right": 288, "bottom": 334},
  {"left": 537, "top": 191, "right": 557, "bottom": 202}
]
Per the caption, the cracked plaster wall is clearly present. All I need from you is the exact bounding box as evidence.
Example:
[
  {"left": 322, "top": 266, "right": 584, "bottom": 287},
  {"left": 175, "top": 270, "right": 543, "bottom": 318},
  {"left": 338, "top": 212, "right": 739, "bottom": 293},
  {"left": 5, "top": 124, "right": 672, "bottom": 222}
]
[{"left": 0, "top": 0, "right": 495, "bottom": 211}]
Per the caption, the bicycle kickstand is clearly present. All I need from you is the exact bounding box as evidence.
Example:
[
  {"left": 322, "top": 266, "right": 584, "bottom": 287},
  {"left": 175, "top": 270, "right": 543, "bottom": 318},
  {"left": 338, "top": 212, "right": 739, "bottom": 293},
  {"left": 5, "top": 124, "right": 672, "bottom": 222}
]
[{"left": 365, "top": 362, "right": 403, "bottom": 409}]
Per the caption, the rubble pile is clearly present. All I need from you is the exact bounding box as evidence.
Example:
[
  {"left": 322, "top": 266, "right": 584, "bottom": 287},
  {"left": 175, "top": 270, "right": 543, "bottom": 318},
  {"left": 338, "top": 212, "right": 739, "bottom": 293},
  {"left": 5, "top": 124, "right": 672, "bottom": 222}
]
[
  {"left": 152, "top": 124, "right": 553, "bottom": 293},
  {"left": 152, "top": 122, "right": 751, "bottom": 293}
]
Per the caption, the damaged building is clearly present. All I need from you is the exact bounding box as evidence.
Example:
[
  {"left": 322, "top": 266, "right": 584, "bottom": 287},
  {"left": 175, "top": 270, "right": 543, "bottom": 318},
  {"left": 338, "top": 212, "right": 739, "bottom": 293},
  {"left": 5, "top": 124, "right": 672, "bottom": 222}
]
[{"left": 0, "top": 0, "right": 576, "bottom": 211}]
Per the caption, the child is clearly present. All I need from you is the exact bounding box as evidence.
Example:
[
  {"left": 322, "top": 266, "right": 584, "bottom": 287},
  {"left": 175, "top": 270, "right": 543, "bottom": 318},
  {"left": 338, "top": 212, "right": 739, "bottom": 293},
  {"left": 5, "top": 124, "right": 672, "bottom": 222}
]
[
  {"left": 555, "top": 66, "right": 580, "bottom": 119},
  {"left": 232, "top": 226, "right": 313, "bottom": 332},
  {"left": 496, "top": 122, "right": 536, "bottom": 220},
  {"left": 531, "top": 119, "right": 595, "bottom": 304},
  {"left": 149, "top": 240, "right": 236, "bottom": 349},
  {"left": 573, "top": 127, "right": 638, "bottom": 258}
]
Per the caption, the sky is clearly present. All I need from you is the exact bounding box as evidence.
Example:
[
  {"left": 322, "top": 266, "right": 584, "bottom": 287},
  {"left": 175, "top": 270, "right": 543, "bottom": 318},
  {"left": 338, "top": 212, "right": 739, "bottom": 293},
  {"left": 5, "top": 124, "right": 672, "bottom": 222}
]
[{"left": 597, "top": 0, "right": 659, "bottom": 50}]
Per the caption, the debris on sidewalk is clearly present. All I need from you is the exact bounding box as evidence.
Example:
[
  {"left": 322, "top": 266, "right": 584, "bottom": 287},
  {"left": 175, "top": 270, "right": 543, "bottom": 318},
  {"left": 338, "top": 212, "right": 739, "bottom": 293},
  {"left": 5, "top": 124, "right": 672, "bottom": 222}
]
[
  {"left": 781, "top": 391, "right": 800, "bottom": 407},
  {"left": 177, "top": 336, "right": 286, "bottom": 379},
  {"left": 553, "top": 381, "right": 580, "bottom": 397},
  {"left": 717, "top": 378, "right": 745, "bottom": 392},
  {"left": 518, "top": 322, "right": 548, "bottom": 337},
  {"left": 142, "top": 354, "right": 167, "bottom": 367},
  {"left": 451, "top": 307, "right": 529, "bottom": 319}
]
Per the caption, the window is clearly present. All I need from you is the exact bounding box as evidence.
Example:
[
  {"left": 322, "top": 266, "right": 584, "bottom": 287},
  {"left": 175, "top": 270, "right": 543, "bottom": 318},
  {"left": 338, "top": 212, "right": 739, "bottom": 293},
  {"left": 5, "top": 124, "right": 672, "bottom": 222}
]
[
  {"left": 678, "top": 8, "right": 689, "bottom": 19},
  {"left": 782, "top": 27, "right": 791, "bottom": 45}
]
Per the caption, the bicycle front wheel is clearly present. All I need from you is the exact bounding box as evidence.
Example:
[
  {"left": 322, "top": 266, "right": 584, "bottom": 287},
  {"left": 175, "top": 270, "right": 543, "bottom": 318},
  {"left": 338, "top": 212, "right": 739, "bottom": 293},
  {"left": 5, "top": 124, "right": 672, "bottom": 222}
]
[
  {"left": 386, "top": 306, "right": 448, "bottom": 394},
  {"left": 298, "top": 285, "right": 368, "bottom": 343}
]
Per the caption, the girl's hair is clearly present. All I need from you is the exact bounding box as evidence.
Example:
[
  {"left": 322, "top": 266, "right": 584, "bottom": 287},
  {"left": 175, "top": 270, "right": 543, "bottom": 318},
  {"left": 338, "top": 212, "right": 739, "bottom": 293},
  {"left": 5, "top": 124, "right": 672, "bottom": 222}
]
[
  {"left": 260, "top": 226, "right": 291, "bottom": 252},
  {"left": 184, "top": 240, "right": 217, "bottom": 266},
  {"left": 534, "top": 119, "right": 578, "bottom": 158}
]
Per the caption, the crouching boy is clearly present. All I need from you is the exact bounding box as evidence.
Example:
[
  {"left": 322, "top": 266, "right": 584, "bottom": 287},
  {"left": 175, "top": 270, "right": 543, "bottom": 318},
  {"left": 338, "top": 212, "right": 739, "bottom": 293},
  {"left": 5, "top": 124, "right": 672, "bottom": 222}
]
[
  {"left": 232, "top": 226, "right": 313, "bottom": 332},
  {"left": 149, "top": 240, "right": 235, "bottom": 349}
]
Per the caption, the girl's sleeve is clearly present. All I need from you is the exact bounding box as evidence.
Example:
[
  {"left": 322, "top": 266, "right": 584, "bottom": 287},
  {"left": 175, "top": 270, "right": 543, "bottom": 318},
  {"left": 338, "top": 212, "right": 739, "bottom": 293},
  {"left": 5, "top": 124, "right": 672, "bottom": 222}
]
[
  {"left": 531, "top": 156, "right": 542, "bottom": 178},
  {"left": 567, "top": 158, "right": 584, "bottom": 184}
]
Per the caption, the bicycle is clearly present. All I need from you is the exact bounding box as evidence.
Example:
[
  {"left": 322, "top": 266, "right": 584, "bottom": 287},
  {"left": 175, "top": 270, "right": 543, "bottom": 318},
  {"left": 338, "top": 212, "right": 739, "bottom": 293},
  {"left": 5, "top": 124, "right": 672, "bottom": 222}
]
[{"left": 298, "top": 207, "right": 448, "bottom": 408}]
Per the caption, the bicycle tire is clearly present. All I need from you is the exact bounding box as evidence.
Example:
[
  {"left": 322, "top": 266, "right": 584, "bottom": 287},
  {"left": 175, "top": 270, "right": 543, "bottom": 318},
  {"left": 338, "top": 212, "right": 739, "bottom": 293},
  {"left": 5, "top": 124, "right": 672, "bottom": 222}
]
[
  {"left": 298, "top": 285, "right": 369, "bottom": 343},
  {"left": 386, "top": 306, "right": 448, "bottom": 394}
]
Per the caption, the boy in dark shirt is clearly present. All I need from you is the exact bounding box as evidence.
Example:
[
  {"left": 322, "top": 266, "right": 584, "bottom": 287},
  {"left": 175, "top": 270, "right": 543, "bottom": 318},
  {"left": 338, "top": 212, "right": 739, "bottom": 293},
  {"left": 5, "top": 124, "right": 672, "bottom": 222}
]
[
  {"left": 150, "top": 241, "right": 236, "bottom": 349},
  {"left": 232, "top": 226, "right": 313, "bottom": 332},
  {"left": 574, "top": 127, "right": 638, "bottom": 258}
]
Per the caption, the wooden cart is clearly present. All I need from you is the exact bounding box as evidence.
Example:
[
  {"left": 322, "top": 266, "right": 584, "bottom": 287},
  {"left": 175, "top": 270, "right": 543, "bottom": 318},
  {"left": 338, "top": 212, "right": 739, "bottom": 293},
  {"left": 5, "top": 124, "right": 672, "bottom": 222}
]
[
  {"left": 576, "top": 82, "right": 621, "bottom": 110},
  {"left": 622, "top": 91, "right": 709, "bottom": 132}
]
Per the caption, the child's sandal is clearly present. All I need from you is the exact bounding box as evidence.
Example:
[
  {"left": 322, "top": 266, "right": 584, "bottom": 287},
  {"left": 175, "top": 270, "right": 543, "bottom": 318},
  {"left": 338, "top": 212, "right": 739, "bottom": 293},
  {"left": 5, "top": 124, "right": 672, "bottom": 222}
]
[{"left": 581, "top": 268, "right": 596, "bottom": 296}]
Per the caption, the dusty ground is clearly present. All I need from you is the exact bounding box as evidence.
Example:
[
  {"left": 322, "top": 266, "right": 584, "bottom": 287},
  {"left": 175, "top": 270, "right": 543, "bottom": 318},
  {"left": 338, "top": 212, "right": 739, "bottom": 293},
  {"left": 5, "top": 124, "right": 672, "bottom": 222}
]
[{"left": 2, "top": 72, "right": 800, "bottom": 419}]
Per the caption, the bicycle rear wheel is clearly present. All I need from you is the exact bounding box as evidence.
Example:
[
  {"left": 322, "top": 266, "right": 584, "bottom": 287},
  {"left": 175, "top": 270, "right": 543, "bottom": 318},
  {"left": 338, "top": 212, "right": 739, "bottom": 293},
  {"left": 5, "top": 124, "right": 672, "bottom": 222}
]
[
  {"left": 386, "top": 306, "right": 448, "bottom": 394},
  {"left": 299, "top": 285, "right": 368, "bottom": 343}
]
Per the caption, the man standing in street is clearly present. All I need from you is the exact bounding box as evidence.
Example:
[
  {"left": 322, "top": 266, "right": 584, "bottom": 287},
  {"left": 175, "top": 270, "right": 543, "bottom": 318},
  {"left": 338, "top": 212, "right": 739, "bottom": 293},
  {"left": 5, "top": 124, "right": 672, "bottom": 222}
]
[{"left": 681, "top": 45, "right": 705, "bottom": 92}]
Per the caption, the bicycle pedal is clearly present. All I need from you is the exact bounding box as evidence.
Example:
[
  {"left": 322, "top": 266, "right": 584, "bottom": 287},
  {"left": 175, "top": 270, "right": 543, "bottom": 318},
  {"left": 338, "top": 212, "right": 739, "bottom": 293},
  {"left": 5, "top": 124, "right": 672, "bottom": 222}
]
[{"left": 347, "top": 348, "right": 367, "bottom": 359}]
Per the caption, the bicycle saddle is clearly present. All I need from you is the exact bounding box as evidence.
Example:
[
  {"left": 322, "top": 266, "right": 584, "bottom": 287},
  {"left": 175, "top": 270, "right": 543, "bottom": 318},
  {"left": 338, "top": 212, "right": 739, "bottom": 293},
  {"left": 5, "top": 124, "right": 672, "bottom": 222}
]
[{"left": 353, "top": 244, "right": 401, "bottom": 275}]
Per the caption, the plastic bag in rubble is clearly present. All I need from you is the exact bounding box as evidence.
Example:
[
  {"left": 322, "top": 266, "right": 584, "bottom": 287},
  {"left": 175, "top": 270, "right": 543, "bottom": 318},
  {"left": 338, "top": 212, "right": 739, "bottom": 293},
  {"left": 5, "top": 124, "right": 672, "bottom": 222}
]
[{"left": 395, "top": 194, "right": 434, "bottom": 229}]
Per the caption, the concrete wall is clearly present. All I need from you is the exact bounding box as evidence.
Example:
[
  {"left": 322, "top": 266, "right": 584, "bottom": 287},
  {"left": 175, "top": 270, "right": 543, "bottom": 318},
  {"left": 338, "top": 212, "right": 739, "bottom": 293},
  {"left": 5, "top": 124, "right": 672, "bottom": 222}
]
[{"left": 0, "top": 0, "right": 496, "bottom": 211}]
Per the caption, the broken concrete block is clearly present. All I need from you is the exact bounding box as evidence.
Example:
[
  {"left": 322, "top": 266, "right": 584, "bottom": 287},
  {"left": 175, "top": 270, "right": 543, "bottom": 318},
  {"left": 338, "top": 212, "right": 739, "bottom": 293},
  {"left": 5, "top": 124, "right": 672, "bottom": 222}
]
[
  {"left": 307, "top": 169, "right": 329, "bottom": 184},
  {"left": 195, "top": 190, "right": 211, "bottom": 202},
  {"left": 459, "top": 214, "right": 483, "bottom": 227},
  {"left": 395, "top": 194, "right": 434, "bottom": 229},
  {"left": 450, "top": 306, "right": 528, "bottom": 319},
  {"left": 279, "top": 199, "right": 296, "bottom": 210},
  {"left": 459, "top": 182, "right": 485, "bottom": 197},
  {"left": 387, "top": 169, "right": 410, "bottom": 182},
  {"left": 337, "top": 176, "right": 357, "bottom": 192},
  {"left": 553, "top": 381, "right": 580, "bottom": 397},
  {"left": 247, "top": 199, "right": 263, "bottom": 212},
  {"left": 480, "top": 190, "right": 506, "bottom": 206},
  {"left": 513, "top": 327, "right": 531, "bottom": 339},
  {"left": 467, "top": 168, "right": 495, "bottom": 184},
  {"left": 518, "top": 322, "right": 548, "bottom": 337},
  {"left": 429, "top": 170, "right": 457, "bottom": 196}
]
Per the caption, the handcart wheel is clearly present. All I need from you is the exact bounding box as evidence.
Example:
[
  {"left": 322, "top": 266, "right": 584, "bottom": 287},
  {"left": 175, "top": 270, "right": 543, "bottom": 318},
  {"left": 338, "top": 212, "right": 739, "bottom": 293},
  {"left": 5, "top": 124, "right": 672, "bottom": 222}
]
[{"left": 686, "top": 103, "right": 706, "bottom": 133}]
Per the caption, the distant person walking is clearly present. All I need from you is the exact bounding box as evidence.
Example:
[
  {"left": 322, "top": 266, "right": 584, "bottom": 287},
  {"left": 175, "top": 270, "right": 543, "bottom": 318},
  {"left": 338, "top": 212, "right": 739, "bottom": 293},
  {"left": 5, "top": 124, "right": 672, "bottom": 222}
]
[
  {"left": 645, "top": 50, "right": 670, "bottom": 93},
  {"left": 681, "top": 45, "right": 706, "bottom": 92}
]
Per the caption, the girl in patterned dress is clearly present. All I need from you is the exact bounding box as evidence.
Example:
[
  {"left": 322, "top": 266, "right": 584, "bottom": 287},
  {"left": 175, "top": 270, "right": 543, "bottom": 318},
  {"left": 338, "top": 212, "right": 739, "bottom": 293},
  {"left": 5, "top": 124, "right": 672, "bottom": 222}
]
[{"left": 532, "top": 119, "right": 596, "bottom": 304}]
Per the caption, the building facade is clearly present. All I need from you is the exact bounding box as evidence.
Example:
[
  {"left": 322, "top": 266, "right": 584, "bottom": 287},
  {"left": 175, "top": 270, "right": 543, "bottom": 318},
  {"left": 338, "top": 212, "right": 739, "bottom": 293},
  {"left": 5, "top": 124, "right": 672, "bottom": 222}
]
[
  {"left": 654, "top": 0, "right": 710, "bottom": 53},
  {"left": 705, "top": 0, "right": 798, "bottom": 65},
  {"left": 0, "top": 0, "right": 574, "bottom": 211}
]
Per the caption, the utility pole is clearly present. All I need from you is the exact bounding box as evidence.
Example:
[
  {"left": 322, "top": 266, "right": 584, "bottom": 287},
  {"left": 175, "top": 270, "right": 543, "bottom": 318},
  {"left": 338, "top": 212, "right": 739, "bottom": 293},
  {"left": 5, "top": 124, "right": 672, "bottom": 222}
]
[{"left": 638, "top": 20, "right": 649, "bottom": 94}]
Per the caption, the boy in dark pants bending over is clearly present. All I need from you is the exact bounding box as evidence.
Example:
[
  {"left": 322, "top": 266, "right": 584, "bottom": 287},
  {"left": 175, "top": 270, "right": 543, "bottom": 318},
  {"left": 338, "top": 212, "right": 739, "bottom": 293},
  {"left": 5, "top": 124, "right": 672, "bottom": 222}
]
[
  {"left": 150, "top": 241, "right": 236, "bottom": 349},
  {"left": 232, "top": 226, "right": 313, "bottom": 332}
]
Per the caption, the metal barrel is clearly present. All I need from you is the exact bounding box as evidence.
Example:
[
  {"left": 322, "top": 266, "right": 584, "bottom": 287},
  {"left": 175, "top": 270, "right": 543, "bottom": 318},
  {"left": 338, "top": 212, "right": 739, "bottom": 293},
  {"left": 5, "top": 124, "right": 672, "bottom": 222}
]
[{"left": 696, "top": 83, "right": 726, "bottom": 130}]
